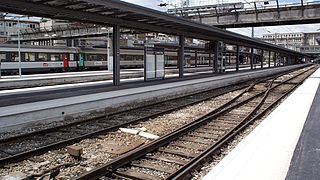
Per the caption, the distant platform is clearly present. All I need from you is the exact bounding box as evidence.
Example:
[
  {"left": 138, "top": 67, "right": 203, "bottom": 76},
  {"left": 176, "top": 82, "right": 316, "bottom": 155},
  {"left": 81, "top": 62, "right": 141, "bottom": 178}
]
[
  {"left": 0, "top": 64, "right": 258, "bottom": 90},
  {"left": 0, "top": 67, "right": 211, "bottom": 90},
  {"left": 0, "top": 64, "right": 304, "bottom": 133}
]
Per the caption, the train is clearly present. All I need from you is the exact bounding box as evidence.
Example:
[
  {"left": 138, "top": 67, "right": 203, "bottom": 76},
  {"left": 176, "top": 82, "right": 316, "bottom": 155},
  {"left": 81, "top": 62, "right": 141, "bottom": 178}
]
[{"left": 0, "top": 44, "right": 211, "bottom": 75}]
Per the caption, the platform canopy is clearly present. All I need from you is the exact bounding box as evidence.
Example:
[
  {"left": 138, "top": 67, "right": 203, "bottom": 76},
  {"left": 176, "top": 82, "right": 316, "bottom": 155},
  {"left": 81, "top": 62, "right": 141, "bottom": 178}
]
[{"left": 0, "top": 0, "right": 306, "bottom": 56}]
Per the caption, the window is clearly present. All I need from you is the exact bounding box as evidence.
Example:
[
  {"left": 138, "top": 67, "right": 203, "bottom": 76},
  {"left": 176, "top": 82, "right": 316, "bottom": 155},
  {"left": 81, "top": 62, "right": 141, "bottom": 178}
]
[
  {"left": 9, "top": 53, "right": 18, "bottom": 62},
  {"left": 0, "top": 53, "right": 6, "bottom": 62},
  {"left": 121, "top": 55, "right": 143, "bottom": 61},
  {"left": 24, "top": 53, "right": 35, "bottom": 61},
  {"left": 86, "top": 54, "right": 96, "bottom": 61},
  {"left": 38, "top": 53, "right": 48, "bottom": 61},
  {"left": 50, "top": 54, "right": 61, "bottom": 61},
  {"left": 97, "top": 55, "right": 106, "bottom": 61},
  {"left": 86, "top": 54, "right": 106, "bottom": 61}
]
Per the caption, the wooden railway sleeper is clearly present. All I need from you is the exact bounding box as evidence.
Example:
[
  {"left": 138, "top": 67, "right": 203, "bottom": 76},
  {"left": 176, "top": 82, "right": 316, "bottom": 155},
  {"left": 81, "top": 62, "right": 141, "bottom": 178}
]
[
  {"left": 145, "top": 154, "right": 189, "bottom": 166},
  {"left": 159, "top": 149, "right": 198, "bottom": 159},
  {"left": 171, "top": 142, "right": 207, "bottom": 151},
  {"left": 131, "top": 161, "right": 177, "bottom": 174},
  {"left": 114, "top": 171, "right": 162, "bottom": 180}
]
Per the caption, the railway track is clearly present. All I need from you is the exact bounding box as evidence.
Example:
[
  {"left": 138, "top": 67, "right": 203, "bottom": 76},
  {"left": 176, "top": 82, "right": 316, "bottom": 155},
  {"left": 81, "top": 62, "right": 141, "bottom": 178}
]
[
  {"left": 0, "top": 70, "right": 281, "bottom": 166},
  {"left": 74, "top": 65, "right": 317, "bottom": 180}
]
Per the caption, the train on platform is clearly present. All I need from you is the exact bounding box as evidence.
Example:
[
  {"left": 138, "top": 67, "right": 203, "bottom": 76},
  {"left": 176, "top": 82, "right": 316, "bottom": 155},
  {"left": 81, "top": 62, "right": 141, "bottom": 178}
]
[{"left": 0, "top": 44, "right": 211, "bottom": 75}]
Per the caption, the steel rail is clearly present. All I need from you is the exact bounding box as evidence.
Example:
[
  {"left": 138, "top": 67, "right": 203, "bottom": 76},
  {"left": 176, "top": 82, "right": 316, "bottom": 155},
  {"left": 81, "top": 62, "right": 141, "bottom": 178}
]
[
  {"left": 74, "top": 66, "right": 314, "bottom": 180},
  {"left": 74, "top": 84, "right": 261, "bottom": 180},
  {"left": 167, "top": 82, "right": 275, "bottom": 179},
  {"left": 0, "top": 82, "right": 247, "bottom": 144},
  {"left": 0, "top": 75, "right": 265, "bottom": 166},
  {"left": 6, "top": 66, "right": 292, "bottom": 142},
  {"left": 168, "top": 67, "right": 318, "bottom": 179}
]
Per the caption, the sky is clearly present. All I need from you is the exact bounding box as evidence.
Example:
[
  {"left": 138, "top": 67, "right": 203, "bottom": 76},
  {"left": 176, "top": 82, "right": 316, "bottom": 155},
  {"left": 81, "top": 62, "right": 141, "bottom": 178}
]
[{"left": 121, "top": 0, "right": 320, "bottom": 37}]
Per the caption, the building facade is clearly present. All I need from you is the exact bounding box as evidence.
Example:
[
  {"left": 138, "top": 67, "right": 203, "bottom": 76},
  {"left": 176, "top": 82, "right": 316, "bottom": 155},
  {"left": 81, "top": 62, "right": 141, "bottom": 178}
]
[
  {"left": 262, "top": 32, "right": 320, "bottom": 56},
  {"left": 262, "top": 32, "right": 305, "bottom": 51},
  {"left": 0, "top": 17, "right": 39, "bottom": 43},
  {"left": 175, "top": 0, "right": 249, "bottom": 7},
  {"left": 188, "top": 0, "right": 234, "bottom": 6}
]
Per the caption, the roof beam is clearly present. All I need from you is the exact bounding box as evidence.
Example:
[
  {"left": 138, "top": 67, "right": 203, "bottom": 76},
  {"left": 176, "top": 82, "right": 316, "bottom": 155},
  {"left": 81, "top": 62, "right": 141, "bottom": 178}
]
[
  {"left": 56, "top": 2, "right": 85, "bottom": 8},
  {"left": 0, "top": 0, "right": 306, "bottom": 57},
  {"left": 35, "top": 0, "right": 55, "bottom": 3}
]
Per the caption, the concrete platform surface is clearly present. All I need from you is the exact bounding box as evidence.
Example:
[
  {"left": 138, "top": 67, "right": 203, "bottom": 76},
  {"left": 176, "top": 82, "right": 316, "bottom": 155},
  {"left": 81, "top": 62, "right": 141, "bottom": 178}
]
[
  {"left": 0, "top": 66, "right": 268, "bottom": 107},
  {"left": 0, "top": 67, "right": 212, "bottom": 90},
  {"left": 0, "top": 65, "right": 257, "bottom": 90},
  {"left": 203, "top": 67, "right": 320, "bottom": 180},
  {"left": 285, "top": 82, "right": 320, "bottom": 179},
  {"left": 0, "top": 64, "right": 306, "bottom": 132}
]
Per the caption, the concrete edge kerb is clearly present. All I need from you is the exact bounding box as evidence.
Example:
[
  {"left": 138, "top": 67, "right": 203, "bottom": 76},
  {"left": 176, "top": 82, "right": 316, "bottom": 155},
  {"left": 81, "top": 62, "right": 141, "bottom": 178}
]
[
  {"left": 0, "top": 67, "right": 211, "bottom": 87},
  {"left": 0, "top": 64, "right": 306, "bottom": 117},
  {"left": 0, "top": 64, "right": 308, "bottom": 130},
  {"left": 0, "top": 67, "right": 283, "bottom": 117}
]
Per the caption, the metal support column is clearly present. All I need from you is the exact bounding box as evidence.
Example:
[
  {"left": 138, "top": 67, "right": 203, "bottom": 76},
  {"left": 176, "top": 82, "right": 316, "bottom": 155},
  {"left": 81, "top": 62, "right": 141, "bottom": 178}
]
[
  {"left": 178, "top": 35, "right": 185, "bottom": 78},
  {"left": 214, "top": 41, "right": 219, "bottom": 73},
  {"left": 17, "top": 19, "right": 22, "bottom": 78},
  {"left": 195, "top": 51, "right": 198, "bottom": 67},
  {"left": 208, "top": 52, "right": 212, "bottom": 67},
  {"left": 274, "top": 52, "right": 277, "bottom": 67},
  {"left": 268, "top": 51, "right": 271, "bottom": 67},
  {"left": 278, "top": 54, "right": 281, "bottom": 66},
  {"left": 236, "top": 45, "right": 240, "bottom": 71},
  {"left": 113, "top": 25, "right": 120, "bottom": 86},
  {"left": 261, "top": 50, "right": 264, "bottom": 69},
  {"left": 250, "top": 47, "right": 254, "bottom": 69}
]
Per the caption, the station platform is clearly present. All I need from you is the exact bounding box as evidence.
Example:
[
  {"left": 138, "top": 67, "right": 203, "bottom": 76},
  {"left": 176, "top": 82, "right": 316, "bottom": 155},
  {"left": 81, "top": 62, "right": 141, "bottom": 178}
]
[
  {"left": 203, "top": 66, "right": 320, "bottom": 180},
  {"left": 0, "top": 64, "right": 304, "bottom": 132},
  {"left": 0, "top": 65, "right": 255, "bottom": 90},
  {"left": 0, "top": 67, "right": 212, "bottom": 90}
]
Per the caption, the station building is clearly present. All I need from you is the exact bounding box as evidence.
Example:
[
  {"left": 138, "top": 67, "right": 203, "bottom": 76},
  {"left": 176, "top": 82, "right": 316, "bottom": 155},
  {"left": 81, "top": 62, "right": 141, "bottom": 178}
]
[
  {"left": 0, "top": 16, "right": 39, "bottom": 43},
  {"left": 262, "top": 32, "right": 320, "bottom": 56}
]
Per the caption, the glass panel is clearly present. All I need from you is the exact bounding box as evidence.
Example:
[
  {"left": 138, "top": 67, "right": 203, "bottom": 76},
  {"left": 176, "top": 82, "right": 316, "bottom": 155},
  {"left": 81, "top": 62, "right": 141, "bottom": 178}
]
[
  {"left": 38, "top": 53, "right": 47, "bottom": 61},
  {"left": 97, "top": 55, "right": 106, "bottom": 61},
  {"left": 86, "top": 54, "right": 95, "bottom": 61},
  {"left": 86, "top": 54, "right": 104, "bottom": 61},
  {"left": 9, "top": 53, "right": 18, "bottom": 62},
  {"left": 0, "top": 53, "right": 6, "bottom": 62},
  {"left": 25, "top": 53, "right": 35, "bottom": 61},
  {"left": 50, "top": 54, "right": 61, "bottom": 61}
]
